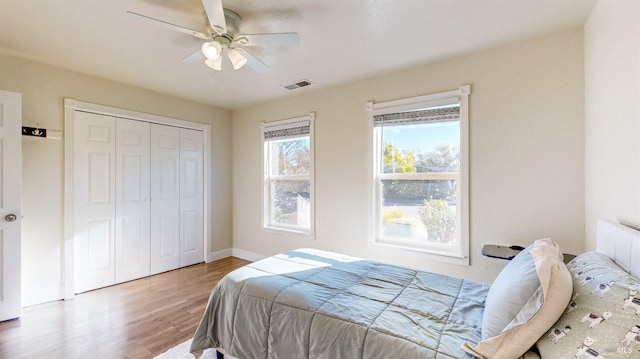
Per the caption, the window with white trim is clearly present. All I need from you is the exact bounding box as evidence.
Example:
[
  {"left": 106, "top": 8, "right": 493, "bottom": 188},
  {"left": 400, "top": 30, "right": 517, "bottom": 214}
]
[
  {"left": 368, "top": 86, "right": 470, "bottom": 262},
  {"left": 262, "top": 113, "right": 315, "bottom": 235}
]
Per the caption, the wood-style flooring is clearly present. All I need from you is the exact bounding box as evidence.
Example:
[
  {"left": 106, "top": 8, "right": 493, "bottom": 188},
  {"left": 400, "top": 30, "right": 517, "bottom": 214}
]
[{"left": 0, "top": 257, "right": 250, "bottom": 359}]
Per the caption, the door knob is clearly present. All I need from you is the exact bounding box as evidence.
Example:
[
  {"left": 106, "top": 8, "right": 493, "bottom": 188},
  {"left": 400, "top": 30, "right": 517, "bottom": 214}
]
[{"left": 4, "top": 214, "right": 17, "bottom": 222}]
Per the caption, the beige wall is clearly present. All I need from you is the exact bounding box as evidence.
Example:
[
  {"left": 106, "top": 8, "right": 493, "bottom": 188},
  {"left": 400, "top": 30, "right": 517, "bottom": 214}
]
[
  {"left": 584, "top": 0, "right": 640, "bottom": 250},
  {"left": 1, "top": 22, "right": 593, "bottom": 306},
  {"left": 232, "top": 30, "right": 585, "bottom": 284},
  {"left": 0, "top": 54, "right": 232, "bottom": 306}
]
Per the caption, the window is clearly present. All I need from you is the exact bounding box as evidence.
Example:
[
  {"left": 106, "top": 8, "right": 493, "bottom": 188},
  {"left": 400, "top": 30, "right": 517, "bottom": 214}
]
[
  {"left": 262, "top": 113, "right": 315, "bottom": 235},
  {"left": 368, "top": 85, "right": 470, "bottom": 263}
]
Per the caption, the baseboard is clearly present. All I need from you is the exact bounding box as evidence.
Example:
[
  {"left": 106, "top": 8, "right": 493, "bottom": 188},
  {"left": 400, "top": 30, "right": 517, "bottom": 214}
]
[
  {"left": 206, "top": 248, "right": 233, "bottom": 262},
  {"left": 63, "top": 283, "right": 75, "bottom": 300},
  {"left": 231, "top": 248, "right": 266, "bottom": 262},
  {"left": 206, "top": 248, "right": 265, "bottom": 263}
]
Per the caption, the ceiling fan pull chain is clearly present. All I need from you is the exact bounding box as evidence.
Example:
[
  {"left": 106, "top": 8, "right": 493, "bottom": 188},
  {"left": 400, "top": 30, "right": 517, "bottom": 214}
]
[{"left": 213, "top": 67, "right": 224, "bottom": 90}]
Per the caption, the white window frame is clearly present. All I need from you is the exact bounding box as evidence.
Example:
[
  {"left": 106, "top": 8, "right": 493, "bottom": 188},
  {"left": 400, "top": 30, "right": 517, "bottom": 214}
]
[
  {"left": 261, "top": 112, "right": 315, "bottom": 236},
  {"left": 366, "top": 85, "right": 470, "bottom": 265}
]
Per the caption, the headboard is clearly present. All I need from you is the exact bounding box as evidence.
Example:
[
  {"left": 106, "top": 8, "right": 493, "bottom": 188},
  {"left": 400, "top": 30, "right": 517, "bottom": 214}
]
[{"left": 596, "top": 220, "right": 640, "bottom": 278}]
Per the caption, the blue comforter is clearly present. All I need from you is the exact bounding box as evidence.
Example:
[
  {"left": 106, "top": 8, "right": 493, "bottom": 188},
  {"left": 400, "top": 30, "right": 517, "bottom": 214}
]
[{"left": 191, "top": 248, "right": 488, "bottom": 358}]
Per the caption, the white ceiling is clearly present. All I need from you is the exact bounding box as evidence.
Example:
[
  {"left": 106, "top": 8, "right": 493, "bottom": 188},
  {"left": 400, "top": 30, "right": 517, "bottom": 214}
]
[{"left": 0, "top": 0, "right": 596, "bottom": 110}]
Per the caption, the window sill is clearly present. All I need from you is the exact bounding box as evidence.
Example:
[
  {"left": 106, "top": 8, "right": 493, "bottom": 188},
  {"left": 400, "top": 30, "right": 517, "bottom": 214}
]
[
  {"left": 263, "top": 226, "right": 315, "bottom": 239},
  {"left": 369, "top": 240, "right": 469, "bottom": 266}
]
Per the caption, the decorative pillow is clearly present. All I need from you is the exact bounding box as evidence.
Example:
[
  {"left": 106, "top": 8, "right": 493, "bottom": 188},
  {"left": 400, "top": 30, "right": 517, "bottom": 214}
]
[
  {"left": 536, "top": 251, "right": 640, "bottom": 358},
  {"left": 462, "top": 238, "right": 572, "bottom": 359}
]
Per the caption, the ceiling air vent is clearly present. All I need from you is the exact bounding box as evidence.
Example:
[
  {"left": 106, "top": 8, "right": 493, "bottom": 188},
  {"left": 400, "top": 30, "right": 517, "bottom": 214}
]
[{"left": 283, "top": 79, "right": 314, "bottom": 91}]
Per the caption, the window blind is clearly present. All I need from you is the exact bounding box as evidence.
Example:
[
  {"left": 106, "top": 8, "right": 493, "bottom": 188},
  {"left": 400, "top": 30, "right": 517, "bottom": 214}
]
[
  {"left": 263, "top": 120, "right": 310, "bottom": 140},
  {"left": 373, "top": 105, "right": 460, "bottom": 127}
]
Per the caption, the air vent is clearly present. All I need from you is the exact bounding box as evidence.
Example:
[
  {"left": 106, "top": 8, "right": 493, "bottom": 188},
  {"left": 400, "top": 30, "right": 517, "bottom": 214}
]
[{"left": 283, "top": 79, "right": 314, "bottom": 91}]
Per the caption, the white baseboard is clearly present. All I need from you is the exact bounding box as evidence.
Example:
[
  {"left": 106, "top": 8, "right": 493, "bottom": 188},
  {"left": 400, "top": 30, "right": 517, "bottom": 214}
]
[
  {"left": 206, "top": 248, "right": 265, "bottom": 263},
  {"left": 232, "top": 248, "right": 266, "bottom": 262},
  {"left": 206, "top": 248, "right": 233, "bottom": 262},
  {"left": 63, "top": 283, "right": 75, "bottom": 300}
]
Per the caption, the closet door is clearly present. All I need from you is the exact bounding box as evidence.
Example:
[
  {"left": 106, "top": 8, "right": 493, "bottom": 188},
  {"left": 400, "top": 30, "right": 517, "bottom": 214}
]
[
  {"left": 74, "top": 112, "right": 116, "bottom": 293},
  {"left": 150, "top": 124, "right": 180, "bottom": 274},
  {"left": 179, "top": 128, "right": 204, "bottom": 267},
  {"left": 115, "top": 118, "right": 150, "bottom": 283}
]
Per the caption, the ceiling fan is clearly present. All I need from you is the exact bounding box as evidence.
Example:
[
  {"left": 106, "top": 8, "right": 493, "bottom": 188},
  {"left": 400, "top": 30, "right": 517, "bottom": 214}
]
[{"left": 127, "top": 0, "right": 300, "bottom": 73}]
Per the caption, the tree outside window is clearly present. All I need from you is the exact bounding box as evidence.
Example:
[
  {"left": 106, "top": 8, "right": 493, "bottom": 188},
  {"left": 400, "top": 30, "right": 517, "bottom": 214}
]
[
  {"left": 369, "top": 86, "right": 470, "bottom": 262},
  {"left": 262, "top": 114, "right": 314, "bottom": 234}
]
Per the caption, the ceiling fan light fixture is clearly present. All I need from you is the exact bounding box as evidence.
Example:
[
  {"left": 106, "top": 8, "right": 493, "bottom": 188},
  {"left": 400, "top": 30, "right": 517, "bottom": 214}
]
[
  {"left": 202, "top": 41, "right": 222, "bottom": 60},
  {"left": 228, "top": 48, "right": 248, "bottom": 70},
  {"left": 204, "top": 56, "right": 222, "bottom": 71}
]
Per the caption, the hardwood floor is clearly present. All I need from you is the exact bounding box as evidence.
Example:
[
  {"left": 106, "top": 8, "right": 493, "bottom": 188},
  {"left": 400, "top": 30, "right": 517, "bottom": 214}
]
[{"left": 0, "top": 257, "right": 250, "bottom": 359}]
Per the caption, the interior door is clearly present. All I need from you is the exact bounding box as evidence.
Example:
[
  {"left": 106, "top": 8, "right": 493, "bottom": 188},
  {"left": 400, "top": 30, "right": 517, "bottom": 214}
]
[
  {"left": 0, "top": 90, "right": 22, "bottom": 321},
  {"left": 179, "top": 128, "right": 204, "bottom": 267},
  {"left": 74, "top": 111, "right": 116, "bottom": 293},
  {"left": 115, "top": 118, "right": 150, "bottom": 283},
  {"left": 150, "top": 124, "right": 180, "bottom": 274}
]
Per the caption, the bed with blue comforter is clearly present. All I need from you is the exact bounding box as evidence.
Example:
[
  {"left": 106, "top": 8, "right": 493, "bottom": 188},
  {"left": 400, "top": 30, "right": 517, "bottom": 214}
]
[
  {"left": 192, "top": 223, "right": 640, "bottom": 359},
  {"left": 190, "top": 248, "right": 488, "bottom": 359}
]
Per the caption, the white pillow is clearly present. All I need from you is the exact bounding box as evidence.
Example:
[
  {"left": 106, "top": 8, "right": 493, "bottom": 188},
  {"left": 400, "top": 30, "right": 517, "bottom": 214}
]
[{"left": 462, "top": 238, "right": 572, "bottom": 359}]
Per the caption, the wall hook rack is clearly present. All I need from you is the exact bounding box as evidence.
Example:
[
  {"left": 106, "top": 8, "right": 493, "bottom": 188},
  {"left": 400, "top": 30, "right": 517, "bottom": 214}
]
[
  {"left": 22, "top": 125, "right": 62, "bottom": 140},
  {"left": 22, "top": 125, "right": 46, "bottom": 137}
]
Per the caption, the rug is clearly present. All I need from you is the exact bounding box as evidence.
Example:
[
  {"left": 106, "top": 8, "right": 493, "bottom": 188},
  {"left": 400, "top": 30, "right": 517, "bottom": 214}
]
[{"left": 154, "top": 339, "right": 218, "bottom": 359}]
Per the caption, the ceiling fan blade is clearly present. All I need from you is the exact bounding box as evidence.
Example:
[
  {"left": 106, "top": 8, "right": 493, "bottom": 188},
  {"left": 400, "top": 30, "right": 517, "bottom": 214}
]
[
  {"left": 126, "top": 11, "right": 210, "bottom": 40},
  {"left": 235, "top": 48, "right": 270, "bottom": 73},
  {"left": 182, "top": 48, "right": 206, "bottom": 63},
  {"left": 202, "top": 0, "right": 226, "bottom": 35},
  {"left": 233, "top": 33, "right": 300, "bottom": 47}
]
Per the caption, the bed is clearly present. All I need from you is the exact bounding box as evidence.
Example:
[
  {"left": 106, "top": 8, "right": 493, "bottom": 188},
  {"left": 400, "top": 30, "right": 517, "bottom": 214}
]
[{"left": 190, "top": 220, "right": 640, "bottom": 359}]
